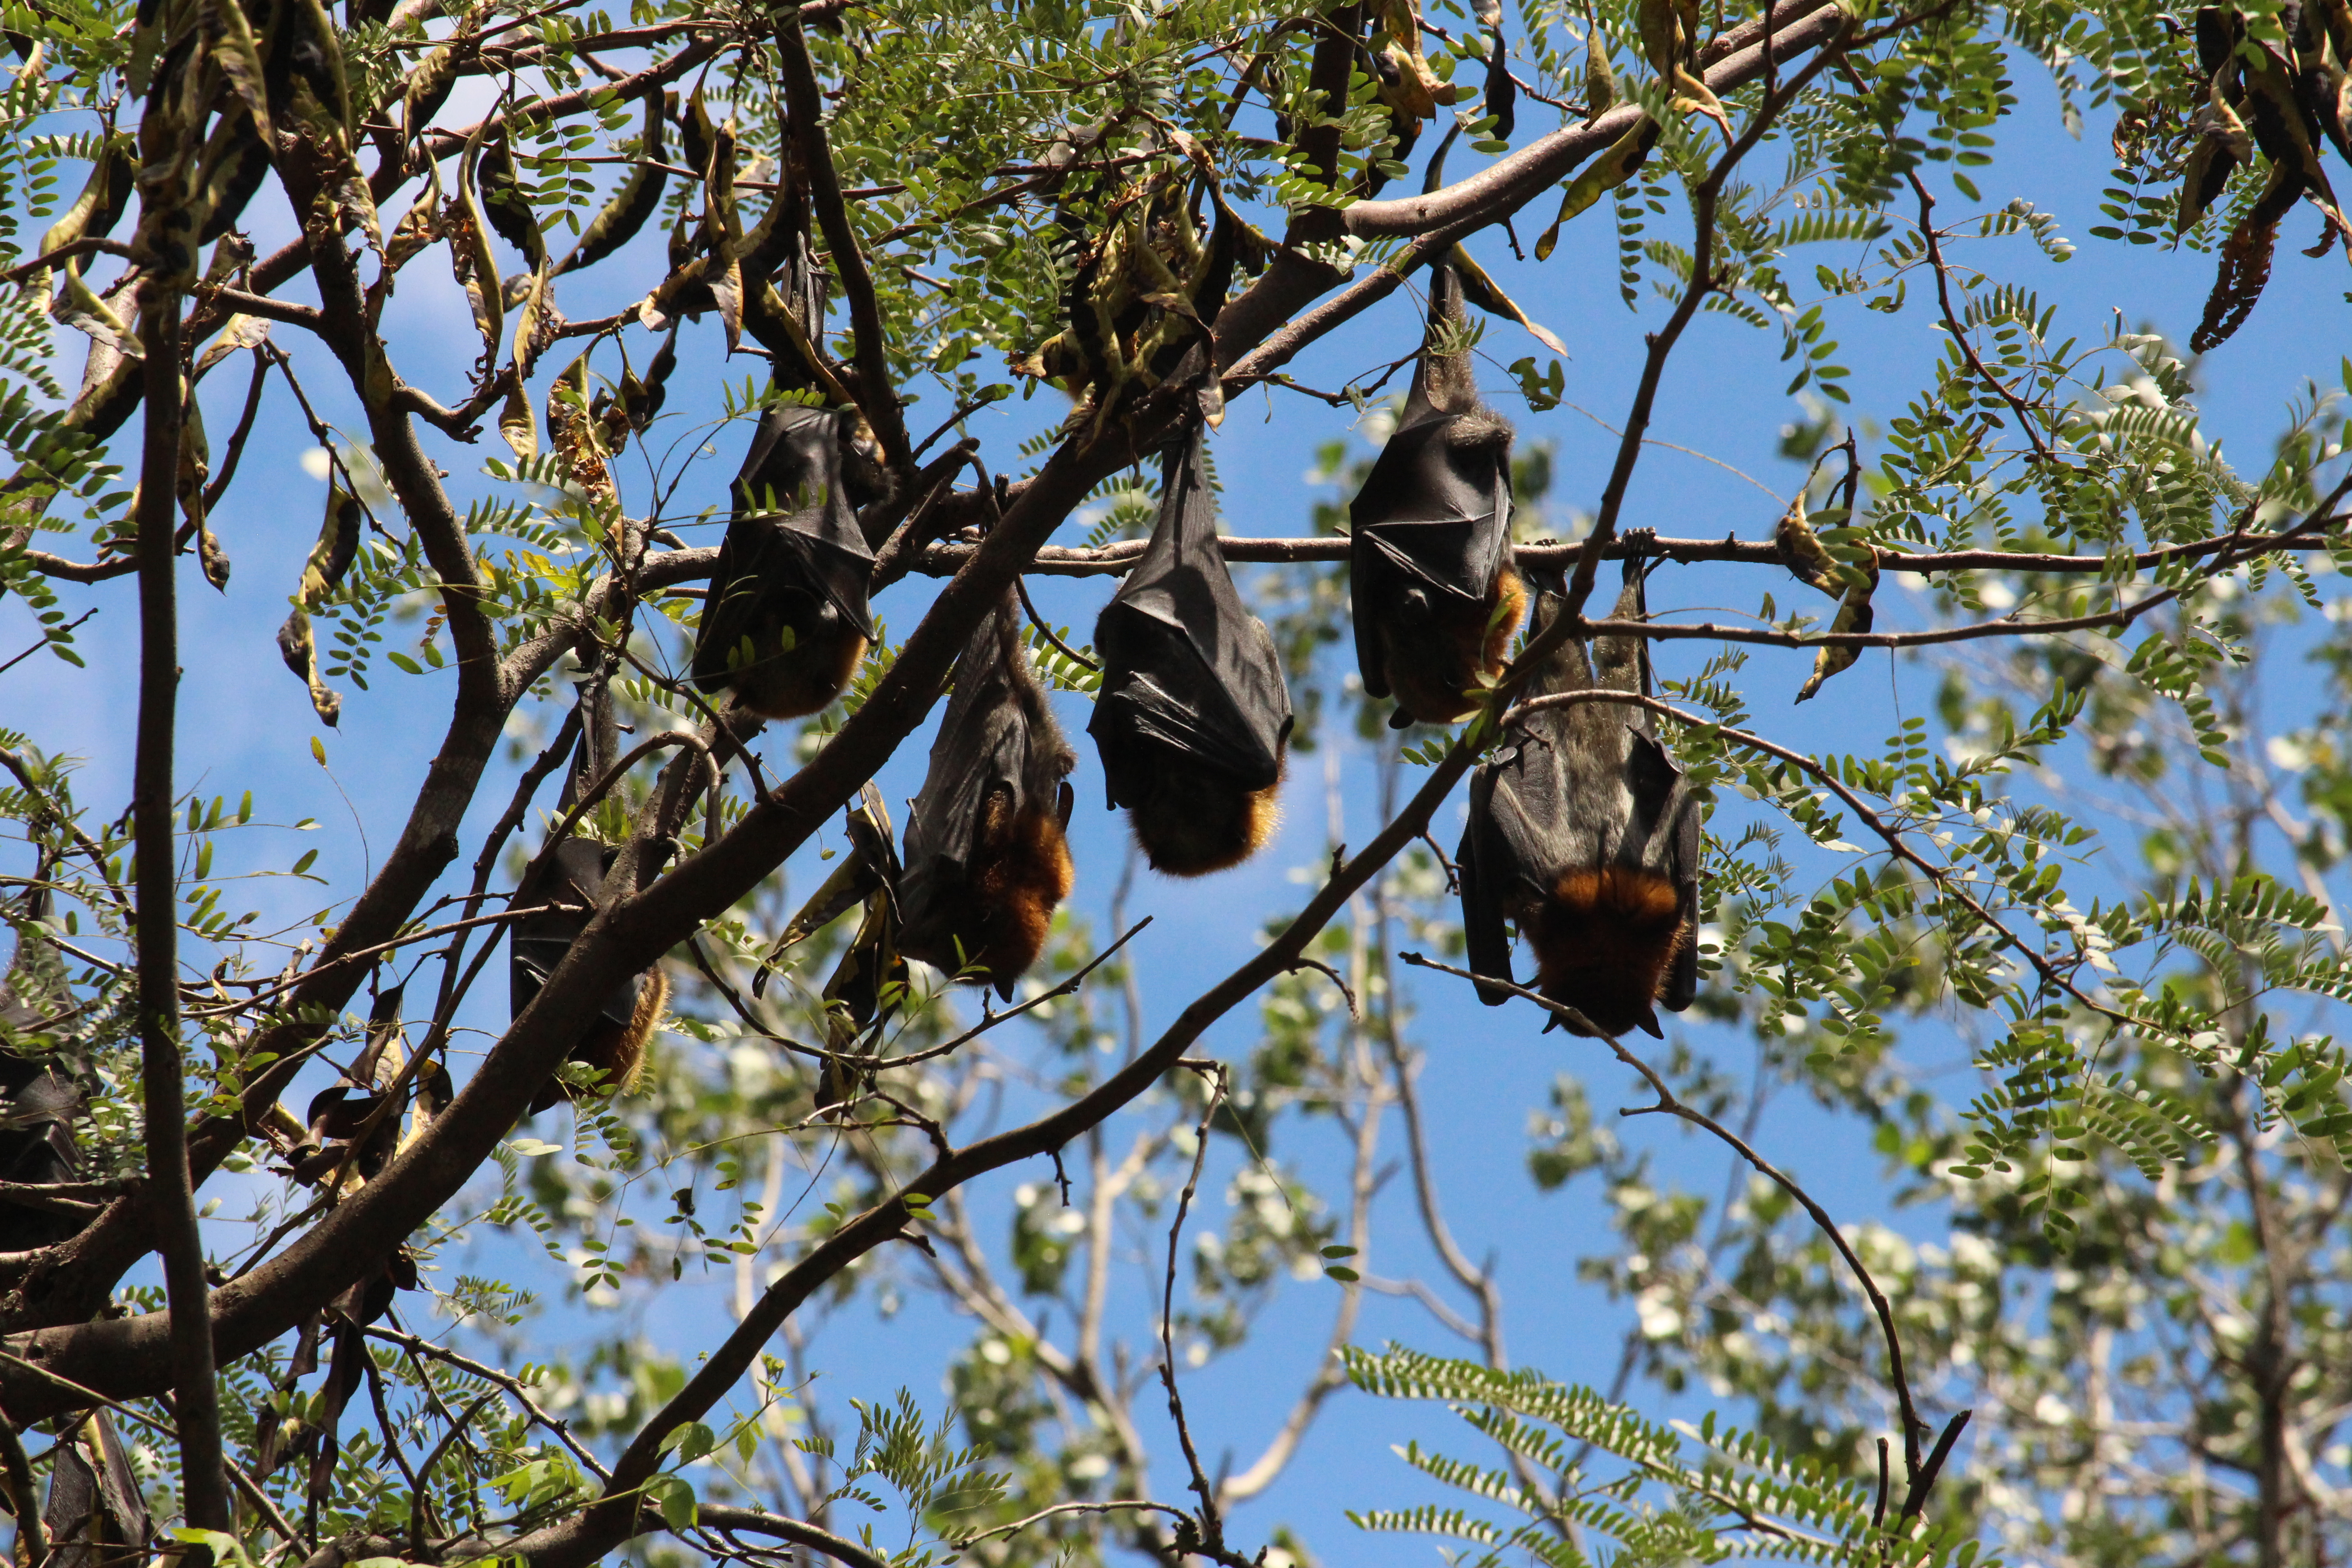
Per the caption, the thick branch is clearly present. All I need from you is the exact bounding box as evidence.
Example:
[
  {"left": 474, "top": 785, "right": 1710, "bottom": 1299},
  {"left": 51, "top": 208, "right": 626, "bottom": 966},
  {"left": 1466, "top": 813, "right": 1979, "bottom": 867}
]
[
  {"left": 502, "top": 735, "right": 1490, "bottom": 1568},
  {"left": 132, "top": 272, "right": 228, "bottom": 1530},
  {"left": 1341, "top": 0, "right": 1843, "bottom": 237}
]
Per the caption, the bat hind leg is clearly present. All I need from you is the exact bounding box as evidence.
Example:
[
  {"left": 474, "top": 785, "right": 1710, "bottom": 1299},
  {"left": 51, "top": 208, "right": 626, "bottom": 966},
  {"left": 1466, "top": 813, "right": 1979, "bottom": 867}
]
[
  {"left": 1527, "top": 866, "right": 1691, "bottom": 1039},
  {"left": 1127, "top": 755, "right": 1284, "bottom": 877}
]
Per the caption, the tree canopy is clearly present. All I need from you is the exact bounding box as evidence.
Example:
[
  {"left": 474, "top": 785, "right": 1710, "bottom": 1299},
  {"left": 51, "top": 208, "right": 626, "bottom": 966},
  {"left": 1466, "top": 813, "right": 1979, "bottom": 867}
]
[{"left": 3, "top": 0, "right": 2352, "bottom": 1560}]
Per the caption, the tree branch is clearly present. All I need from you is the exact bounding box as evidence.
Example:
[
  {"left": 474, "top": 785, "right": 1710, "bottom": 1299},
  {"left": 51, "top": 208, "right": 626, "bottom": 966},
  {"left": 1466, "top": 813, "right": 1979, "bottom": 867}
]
[
  {"left": 772, "top": 5, "right": 912, "bottom": 473},
  {"left": 132, "top": 247, "right": 229, "bottom": 1532},
  {"left": 1401, "top": 949, "right": 1940, "bottom": 1483},
  {"left": 1339, "top": 0, "right": 1844, "bottom": 237}
]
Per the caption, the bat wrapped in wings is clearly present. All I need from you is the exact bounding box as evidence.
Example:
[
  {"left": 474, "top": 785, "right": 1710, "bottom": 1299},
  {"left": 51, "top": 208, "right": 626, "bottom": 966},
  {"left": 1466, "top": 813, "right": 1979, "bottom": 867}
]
[
  {"left": 1349, "top": 260, "right": 1527, "bottom": 728},
  {"left": 1457, "top": 564, "right": 1701, "bottom": 1039},
  {"left": 0, "top": 887, "right": 90, "bottom": 1252},
  {"left": 898, "top": 591, "right": 1078, "bottom": 997},
  {"left": 690, "top": 401, "right": 884, "bottom": 719},
  {"left": 511, "top": 837, "right": 670, "bottom": 1112},
  {"left": 1089, "top": 429, "right": 1294, "bottom": 876}
]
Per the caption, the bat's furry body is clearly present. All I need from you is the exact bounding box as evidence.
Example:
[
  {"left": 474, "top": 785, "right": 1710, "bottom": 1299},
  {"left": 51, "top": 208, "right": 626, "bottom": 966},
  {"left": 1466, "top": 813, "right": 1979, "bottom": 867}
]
[
  {"left": 1350, "top": 264, "right": 1527, "bottom": 726},
  {"left": 1459, "top": 568, "right": 1702, "bottom": 1038},
  {"left": 1091, "top": 431, "right": 1294, "bottom": 876},
  {"left": 691, "top": 402, "right": 881, "bottom": 720},
  {"left": 1120, "top": 759, "right": 1283, "bottom": 877},
  {"left": 900, "top": 593, "right": 1078, "bottom": 996},
  {"left": 512, "top": 837, "right": 668, "bottom": 1112}
]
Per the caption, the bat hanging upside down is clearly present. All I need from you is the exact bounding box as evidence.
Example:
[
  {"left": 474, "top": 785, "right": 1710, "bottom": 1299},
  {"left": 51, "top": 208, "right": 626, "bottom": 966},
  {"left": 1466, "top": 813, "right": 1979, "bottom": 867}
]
[
  {"left": 1349, "top": 260, "right": 1527, "bottom": 728},
  {"left": 690, "top": 400, "right": 885, "bottom": 720},
  {"left": 897, "top": 590, "right": 1078, "bottom": 997},
  {"left": 1457, "top": 563, "right": 1701, "bottom": 1039},
  {"left": 1090, "top": 427, "right": 1295, "bottom": 876},
  {"left": 511, "top": 837, "right": 670, "bottom": 1112}
]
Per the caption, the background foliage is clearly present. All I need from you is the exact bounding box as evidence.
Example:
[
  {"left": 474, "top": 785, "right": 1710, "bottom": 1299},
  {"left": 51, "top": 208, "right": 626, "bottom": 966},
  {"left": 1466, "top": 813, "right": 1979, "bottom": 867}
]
[{"left": 2, "top": 0, "right": 2352, "bottom": 1562}]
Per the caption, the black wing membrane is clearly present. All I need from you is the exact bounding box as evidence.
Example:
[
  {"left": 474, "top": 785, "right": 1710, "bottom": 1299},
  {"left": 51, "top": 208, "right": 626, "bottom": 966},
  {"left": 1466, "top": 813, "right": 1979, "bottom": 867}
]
[
  {"left": 1090, "top": 429, "right": 1294, "bottom": 875},
  {"left": 690, "top": 402, "right": 880, "bottom": 720},
  {"left": 511, "top": 838, "right": 668, "bottom": 1112},
  {"left": 1458, "top": 564, "right": 1701, "bottom": 1038},
  {"left": 899, "top": 591, "right": 1078, "bottom": 997},
  {"left": 1348, "top": 260, "right": 1525, "bottom": 727}
]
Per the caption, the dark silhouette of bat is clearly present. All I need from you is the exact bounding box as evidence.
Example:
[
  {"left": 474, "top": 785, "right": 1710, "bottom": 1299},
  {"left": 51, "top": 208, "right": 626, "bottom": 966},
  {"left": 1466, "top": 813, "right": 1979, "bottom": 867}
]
[
  {"left": 1458, "top": 564, "right": 1701, "bottom": 1039},
  {"left": 1090, "top": 429, "right": 1294, "bottom": 875},
  {"left": 1349, "top": 260, "right": 1527, "bottom": 728},
  {"left": 511, "top": 837, "right": 670, "bottom": 1113},
  {"left": 690, "top": 401, "right": 883, "bottom": 719},
  {"left": 0, "top": 890, "right": 88, "bottom": 1253},
  {"left": 898, "top": 590, "right": 1077, "bottom": 998}
]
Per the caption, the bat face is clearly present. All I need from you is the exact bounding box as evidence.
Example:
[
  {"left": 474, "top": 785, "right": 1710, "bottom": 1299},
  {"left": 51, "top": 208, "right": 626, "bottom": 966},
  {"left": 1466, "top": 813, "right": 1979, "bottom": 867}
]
[
  {"left": 1090, "top": 430, "right": 1294, "bottom": 876},
  {"left": 1458, "top": 568, "right": 1702, "bottom": 1039},
  {"left": 900, "top": 592, "right": 1078, "bottom": 997},
  {"left": 1349, "top": 264, "right": 1526, "bottom": 726},
  {"left": 511, "top": 837, "right": 666, "bottom": 1112},
  {"left": 691, "top": 402, "right": 881, "bottom": 720}
]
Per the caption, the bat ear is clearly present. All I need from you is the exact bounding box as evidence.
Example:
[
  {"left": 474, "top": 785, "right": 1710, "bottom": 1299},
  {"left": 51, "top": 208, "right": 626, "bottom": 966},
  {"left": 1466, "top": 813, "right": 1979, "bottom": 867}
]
[
  {"left": 995, "top": 972, "right": 1016, "bottom": 1002},
  {"left": 1388, "top": 707, "right": 1416, "bottom": 731},
  {"left": 1056, "top": 779, "right": 1074, "bottom": 828},
  {"left": 1634, "top": 1005, "right": 1664, "bottom": 1039}
]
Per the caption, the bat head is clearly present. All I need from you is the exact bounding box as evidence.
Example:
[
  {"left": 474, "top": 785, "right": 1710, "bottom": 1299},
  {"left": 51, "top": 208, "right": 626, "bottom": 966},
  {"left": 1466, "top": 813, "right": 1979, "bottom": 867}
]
[
  {"left": 962, "top": 796, "right": 1076, "bottom": 998},
  {"left": 721, "top": 608, "right": 870, "bottom": 721},
  {"left": 1125, "top": 755, "right": 1285, "bottom": 877},
  {"left": 1527, "top": 865, "right": 1691, "bottom": 1039},
  {"left": 1379, "top": 560, "right": 1527, "bottom": 726}
]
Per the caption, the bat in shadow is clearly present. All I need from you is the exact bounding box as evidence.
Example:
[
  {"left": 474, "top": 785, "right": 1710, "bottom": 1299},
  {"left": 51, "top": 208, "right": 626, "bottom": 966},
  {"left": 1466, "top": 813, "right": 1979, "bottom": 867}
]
[{"left": 897, "top": 590, "right": 1078, "bottom": 998}]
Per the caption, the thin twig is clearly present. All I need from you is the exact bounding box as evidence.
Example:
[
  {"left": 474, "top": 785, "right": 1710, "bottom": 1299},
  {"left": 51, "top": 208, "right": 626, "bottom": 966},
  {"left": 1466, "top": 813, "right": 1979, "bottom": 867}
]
[
  {"left": 188, "top": 280, "right": 324, "bottom": 333},
  {"left": 199, "top": 348, "right": 271, "bottom": 510},
  {"left": 0, "top": 235, "right": 137, "bottom": 285},
  {"left": 0, "top": 609, "right": 98, "bottom": 679},
  {"left": 1013, "top": 576, "right": 1099, "bottom": 671},
  {"left": 1286, "top": 955, "right": 1358, "bottom": 1017},
  {"left": 1158, "top": 1062, "right": 1230, "bottom": 1559},
  {"left": 180, "top": 905, "right": 557, "bottom": 1017},
  {"left": 896, "top": 521, "right": 2352, "bottom": 580},
  {"left": 836, "top": 919, "right": 1153, "bottom": 1072},
  {"left": 1563, "top": 8, "right": 1857, "bottom": 623},
  {"left": 953, "top": 1499, "right": 1190, "bottom": 1551},
  {"left": 363, "top": 1324, "right": 613, "bottom": 1483},
  {"left": 1400, "top": 949, "right": 1934, "bottom": 1479},
  {"left": 1905, "top": 170, "right": 2053, "bottom": 464}
]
